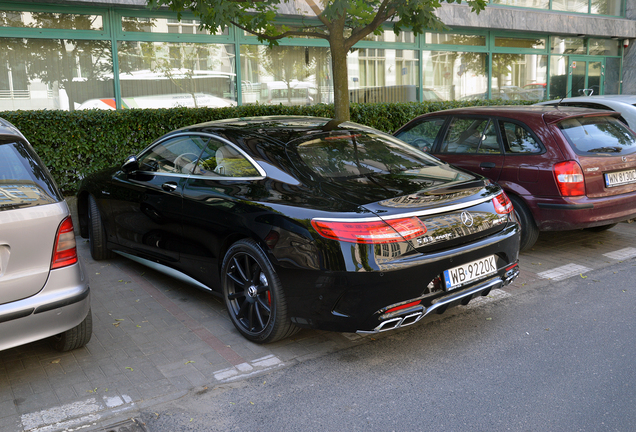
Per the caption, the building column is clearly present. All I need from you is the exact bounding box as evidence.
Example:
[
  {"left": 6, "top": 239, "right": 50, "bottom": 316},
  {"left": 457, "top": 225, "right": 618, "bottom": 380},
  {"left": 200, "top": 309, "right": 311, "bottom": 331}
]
[{"left": 622, "top": 1, "right": 636, "bottom": 94}]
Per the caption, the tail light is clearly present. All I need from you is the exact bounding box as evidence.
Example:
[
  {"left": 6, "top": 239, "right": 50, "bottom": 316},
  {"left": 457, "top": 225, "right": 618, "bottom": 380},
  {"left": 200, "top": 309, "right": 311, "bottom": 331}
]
[
  {"left": 311, "top": 216, "right": 427, "bottom": 244},
  {"left": 492, "top": 191, "right": 513, "bottom": 214},
  {"left": 51, "top": 216, "right": 78, "bottom": 269},
  {"left": 554, "top": 161, "right": 585, "bottom": 196}
]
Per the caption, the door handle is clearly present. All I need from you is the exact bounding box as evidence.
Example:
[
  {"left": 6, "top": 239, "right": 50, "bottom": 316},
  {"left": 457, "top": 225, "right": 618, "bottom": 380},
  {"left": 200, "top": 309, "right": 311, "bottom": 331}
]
[
  {"left": 480, "top": 162, "right": 496, "bottom": 169},
  {"left": 162, "top": 182, "right": 178, "bottom": 192}
]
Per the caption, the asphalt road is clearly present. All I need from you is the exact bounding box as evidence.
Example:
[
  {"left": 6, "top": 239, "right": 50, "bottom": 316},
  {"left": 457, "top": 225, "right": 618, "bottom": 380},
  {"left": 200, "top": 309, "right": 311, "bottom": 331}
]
[{"left": 134, "top": 259, "right": 636, "bottom": 432}]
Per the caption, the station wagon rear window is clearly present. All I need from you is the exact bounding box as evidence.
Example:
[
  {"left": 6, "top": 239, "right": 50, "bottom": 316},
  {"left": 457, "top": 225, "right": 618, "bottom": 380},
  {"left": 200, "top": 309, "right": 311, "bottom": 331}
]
[
  {"left": 558, "top": 116, "right": 636, "bottom": 156},
  {"left": 0, "top": 139, "right": 60, "bottom": 211}
]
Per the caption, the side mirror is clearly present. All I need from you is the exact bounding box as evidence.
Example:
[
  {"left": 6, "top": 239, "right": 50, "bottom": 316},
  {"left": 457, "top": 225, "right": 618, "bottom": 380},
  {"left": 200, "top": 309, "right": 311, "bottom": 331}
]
[{"left": 121, "top": 155, "right": 139, "bottom": 174}]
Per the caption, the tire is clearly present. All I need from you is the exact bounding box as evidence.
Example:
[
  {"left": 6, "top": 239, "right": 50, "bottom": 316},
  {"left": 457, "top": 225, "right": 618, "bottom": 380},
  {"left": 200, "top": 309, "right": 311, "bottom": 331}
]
[
  {"left": 88, "top": 195, "right": 113, "bottom": 260},
  {"left": 222, "top": 239, "right": 299, "bottom": 343},
  {"left": 586, "top": 223, "right": 618, "bottom": 232},
  {"left": 509, "top": 195, "right": 539, "bottom": 251},
  {"left": 50, "top": 309, "right": 93, "bottom": 352}
]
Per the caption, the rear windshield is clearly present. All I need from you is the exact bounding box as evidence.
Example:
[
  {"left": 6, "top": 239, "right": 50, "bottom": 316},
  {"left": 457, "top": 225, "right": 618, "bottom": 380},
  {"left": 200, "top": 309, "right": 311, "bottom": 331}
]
[
  {"left": 0, "top": 138, "right": 61, "bottom": 211},
  {"left": 293, "top": 131, "right": 442, "bottom": 179},
  {"left": 558, "top": 116, "right": 636, "bottom": 156}
]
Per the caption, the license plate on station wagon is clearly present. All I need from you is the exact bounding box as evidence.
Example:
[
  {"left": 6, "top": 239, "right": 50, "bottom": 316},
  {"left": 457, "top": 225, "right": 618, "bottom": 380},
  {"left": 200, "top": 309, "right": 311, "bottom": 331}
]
[
  {"left": 605, "top": 169, "right": 636, "bottom": 188},
  {"left": 443, "top": 255, "right": 497, "bottom": 291}
]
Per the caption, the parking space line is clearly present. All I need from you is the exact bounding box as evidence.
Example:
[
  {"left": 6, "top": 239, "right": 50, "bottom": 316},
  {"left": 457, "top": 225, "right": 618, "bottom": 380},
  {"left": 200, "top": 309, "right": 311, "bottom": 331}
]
[
  {"left": 213, "top": 354, "right": 284, "bottom": 382},
  {"left": 603, "top": 247, "right": 636, "bottom": 260},
  {"left": 537, "top": 263, "right": 592, "bottom": 281}
]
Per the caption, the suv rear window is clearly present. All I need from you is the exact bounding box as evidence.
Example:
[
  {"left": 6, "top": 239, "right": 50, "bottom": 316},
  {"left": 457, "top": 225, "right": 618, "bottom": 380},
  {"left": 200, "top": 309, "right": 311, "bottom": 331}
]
[
  {"left": 558, "top": 116, "right": 636, "bottom": 156},
  {"left": 0, "top": 138, "right": 62, "bottom": 211}
]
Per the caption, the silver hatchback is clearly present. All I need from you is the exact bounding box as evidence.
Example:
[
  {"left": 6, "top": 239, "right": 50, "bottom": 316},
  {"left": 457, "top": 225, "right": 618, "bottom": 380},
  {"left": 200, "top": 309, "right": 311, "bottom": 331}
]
[{"left": 0, "top": 117, "right": 91, "bottom": 351}]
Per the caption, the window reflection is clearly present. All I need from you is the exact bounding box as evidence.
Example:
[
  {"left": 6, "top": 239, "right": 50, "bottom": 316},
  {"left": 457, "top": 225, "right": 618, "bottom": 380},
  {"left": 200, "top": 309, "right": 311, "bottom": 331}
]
[
  {"left": 423, "top": 51, "right": 487, "bottom": 101},
  {"left": 0, "top": 10, "right": 103, "bottom": 30},
  {"left": 115, "top": 41, "right": 237, "bottom": 109},
  {"left": 0, "top": 37, "right": 114, "bottom": 111},
  {"left": 491, "top": 54, "right": 547, "bottom": 101}
]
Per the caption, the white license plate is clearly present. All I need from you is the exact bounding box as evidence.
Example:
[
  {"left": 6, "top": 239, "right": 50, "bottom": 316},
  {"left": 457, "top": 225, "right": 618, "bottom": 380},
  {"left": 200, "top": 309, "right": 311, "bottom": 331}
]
[
  {"left": 605, "top": 169, "right": 636, "bottom": 188},
  {"left": 443, "top": 255, "right": 497, "bottom": 291}
]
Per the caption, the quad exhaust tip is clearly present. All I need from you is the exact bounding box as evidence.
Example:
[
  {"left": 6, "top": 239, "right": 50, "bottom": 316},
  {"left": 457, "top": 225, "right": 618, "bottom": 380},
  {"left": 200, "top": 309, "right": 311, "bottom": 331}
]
[{"left": 358, "top": 275, "right": 516, "bottom": 335}]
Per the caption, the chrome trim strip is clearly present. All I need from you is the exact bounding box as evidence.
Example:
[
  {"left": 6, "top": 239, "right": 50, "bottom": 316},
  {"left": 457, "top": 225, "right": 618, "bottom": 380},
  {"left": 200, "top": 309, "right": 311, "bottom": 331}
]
[
  {"left": 114, "top": 251, "right": 212, "bottom": 292},
  {"left": 313, "top": 194, "right": 495, "bottom": 223}
]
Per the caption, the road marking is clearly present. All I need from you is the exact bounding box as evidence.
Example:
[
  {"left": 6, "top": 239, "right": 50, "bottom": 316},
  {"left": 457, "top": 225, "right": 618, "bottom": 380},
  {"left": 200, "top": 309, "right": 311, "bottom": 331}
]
[
  {"left": 213, "top": 354, "right": 283, "bottom": 382},
  {"left": 603, "top": 247, "right": 636, "bottom": 260},
  {"left": 21, "top": 396, "right": 134, "bottom": 432},
  {"left": 537, "top": 263, "right": 591, "bottom": 281}
]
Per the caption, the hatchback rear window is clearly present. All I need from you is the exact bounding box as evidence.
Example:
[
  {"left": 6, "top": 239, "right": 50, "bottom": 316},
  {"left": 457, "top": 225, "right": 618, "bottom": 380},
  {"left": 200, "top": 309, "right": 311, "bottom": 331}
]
[
  {"left": 558, "top": 116, "right": 636, "bottom": 156},
  {"left": 294, "top": 131, "right": 441, "bottom": 179},
  {"left": 0, "top": 139, "right": 61, "bottom": 211}
]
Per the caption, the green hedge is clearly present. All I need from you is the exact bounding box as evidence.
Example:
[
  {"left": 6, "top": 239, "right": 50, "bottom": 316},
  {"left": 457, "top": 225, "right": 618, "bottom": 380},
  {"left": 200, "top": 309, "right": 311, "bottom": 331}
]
[{"left": 0, "top": 99, "right": 532, "bottom": 194}]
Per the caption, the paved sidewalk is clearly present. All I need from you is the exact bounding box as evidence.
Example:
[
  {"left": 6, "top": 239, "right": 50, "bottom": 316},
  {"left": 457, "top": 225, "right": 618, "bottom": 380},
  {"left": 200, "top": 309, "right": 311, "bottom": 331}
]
[{"left": 1, "top": 222, "right": 635, "bottom": 431}]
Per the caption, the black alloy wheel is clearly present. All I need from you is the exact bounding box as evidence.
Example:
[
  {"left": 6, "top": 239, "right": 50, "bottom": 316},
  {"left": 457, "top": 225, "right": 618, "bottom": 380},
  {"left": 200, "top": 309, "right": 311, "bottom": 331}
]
[{"left": 221, "top": 239, "right": 298, "bottom": 343}]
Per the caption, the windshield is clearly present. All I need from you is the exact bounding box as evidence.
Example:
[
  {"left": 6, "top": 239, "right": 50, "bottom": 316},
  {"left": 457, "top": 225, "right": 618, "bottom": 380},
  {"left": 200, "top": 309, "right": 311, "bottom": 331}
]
[
  {"left": 558, "top": 116, "right": 636, "bottom": 156},
  {"left": 293, "top": 131, "right": 442, "bottom": 179}
]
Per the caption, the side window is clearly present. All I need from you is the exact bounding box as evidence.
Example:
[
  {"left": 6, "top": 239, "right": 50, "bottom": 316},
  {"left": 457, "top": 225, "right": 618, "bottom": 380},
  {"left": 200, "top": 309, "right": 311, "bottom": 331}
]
[
  {"left": 502, "top": 122, "right": 542, "bottom": 154},
  {"left": 194, "top": 139, "right": 261, "bottom": 178},
  {"left": 138, "top": 135, "right": 209, "bottom": 174},
  {"left": 440, "top": 117, "right": 498, "bottom": 154},
  {"left": 395, "top": 117, "right": 446, "bottom": 151}
]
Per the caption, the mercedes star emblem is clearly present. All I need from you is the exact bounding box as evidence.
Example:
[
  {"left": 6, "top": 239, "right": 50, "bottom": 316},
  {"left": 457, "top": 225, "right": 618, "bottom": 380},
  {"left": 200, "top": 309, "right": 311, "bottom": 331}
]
[{"left": 461, "top": 211, "right": 474, "bottom": 227}]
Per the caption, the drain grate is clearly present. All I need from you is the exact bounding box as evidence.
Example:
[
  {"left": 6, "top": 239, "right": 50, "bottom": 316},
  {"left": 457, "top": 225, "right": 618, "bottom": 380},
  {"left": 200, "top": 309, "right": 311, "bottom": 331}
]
[{"left": 98, "top": 418, "right": 149, "bottom": 432}]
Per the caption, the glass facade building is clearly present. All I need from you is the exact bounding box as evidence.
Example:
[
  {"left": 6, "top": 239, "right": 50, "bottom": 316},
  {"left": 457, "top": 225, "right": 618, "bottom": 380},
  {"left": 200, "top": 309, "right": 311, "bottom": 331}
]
[{"left": 0, "top": 1, "right": 632, "bottom": 111}]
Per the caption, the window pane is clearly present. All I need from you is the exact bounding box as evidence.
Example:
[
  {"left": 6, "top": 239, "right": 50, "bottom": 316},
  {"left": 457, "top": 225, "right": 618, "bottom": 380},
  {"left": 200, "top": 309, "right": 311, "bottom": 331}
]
[
  {"left": 551, "top": 37, "right": 586, "bottom": 54},
  {"left": 0, "top": 37, "right": 114, "bottom": 111},
  {"left": 139, "top": 136, "right": 209, "bottom": 174},
  {"left": 495, "top": 37, "right": 545, "bottom": 50},
  {"left": 117, "top": 41, "right": 237, "bottom": 109},
  {"left": 552, "top": 0, "right": 589, "bottom": 13},
  {"left": 502, "top": 122, "right": 542, "bottom": 153},
  {"left": 440, "top": 118, "right": 489, "bottom": 153},
  {"left": 423, "top": 51, "right": 487, "bottom": 101},
  {"left": 426, "top": 33, "right": 486, "bottom": 46},
  {"left": 363, "top": 29, "right": 414, "bottom": 43},
  {"left": 589, "top": 39, "right": 619, "bottom": 56},
  {"left": 591, "top": 0, "right": 622, "bottom": 15},
  {"left": 559, "top": 117, "right": 636, "bottom": 156},
  {"left": 0, "top": 11, "right": 103, "bottom": 30},
  {"left": 121, "top": 16, "right": 226, "bottom": 35},
  {"left": 241, "top": 45, "right": 331, "bottom": 105},
  {"left": 196, "top": 141, "right": 260, "bottom": 177},
  {"left": 395, "top": 117, "right": 447, "bottom": 151},
  {"left": 491, "top": 0, "right": 549, "bottom": 8},
  {"left": 492, "top": 54, "right": 547, "bottom": 101},
  {"left": 349, "top": 48, "right": 419, "bottom": 103},
  {"left": 548, "top": 55, "right": 568, "bottom": 99}
]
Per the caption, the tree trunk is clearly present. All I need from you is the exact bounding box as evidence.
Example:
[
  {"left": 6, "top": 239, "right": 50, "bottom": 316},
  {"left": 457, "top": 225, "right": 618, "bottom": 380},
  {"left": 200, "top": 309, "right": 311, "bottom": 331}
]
[{"left": 329, "top": 37, "right": 350, "bottom": 122}]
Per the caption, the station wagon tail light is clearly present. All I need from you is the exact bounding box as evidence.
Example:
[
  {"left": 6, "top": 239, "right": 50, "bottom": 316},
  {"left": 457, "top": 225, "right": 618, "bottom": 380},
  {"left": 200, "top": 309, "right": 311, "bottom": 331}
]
[
  {"left": 554, "top": 161, "right": 585, "bottom": 196},
  {"left": 51, "top": 216, "right": 78, "bottom": 269},
  {"left": 311, "top": 217, "right": 427, "bottom": 244},
  {"left": 493, "top": 191, "right": 513, "bottom": 214}
]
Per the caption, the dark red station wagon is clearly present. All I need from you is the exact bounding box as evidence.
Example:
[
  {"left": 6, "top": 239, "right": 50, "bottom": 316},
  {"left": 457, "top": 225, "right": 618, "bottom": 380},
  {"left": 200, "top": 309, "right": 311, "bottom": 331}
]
[{"left": 394, "top": 106, "right": 636, "bottom": 250}]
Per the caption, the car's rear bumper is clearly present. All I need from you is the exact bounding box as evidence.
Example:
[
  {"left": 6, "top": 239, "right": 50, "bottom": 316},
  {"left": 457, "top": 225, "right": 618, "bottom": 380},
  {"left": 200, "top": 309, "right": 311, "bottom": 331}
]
[
  {"left": 279, "top": 223, "right": 520, "bottom": 333},
  {"left": 0, "top": 262, "right": 90, "bottom": 351},
  {"left": 527, "top": 193, "right": 636, "bottom": 230}
]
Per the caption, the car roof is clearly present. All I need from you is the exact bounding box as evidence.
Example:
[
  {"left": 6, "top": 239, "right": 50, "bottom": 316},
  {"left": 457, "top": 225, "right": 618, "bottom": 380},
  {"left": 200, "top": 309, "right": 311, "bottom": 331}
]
[
  {"left": 539, "top": 95, "right": 636, "bottom": 105},
  {"left": 414, "top": 105, "right": 619, "bottom": 123},
  {"left": 166, "top": 116, "right": 378, "bottom": 143}
]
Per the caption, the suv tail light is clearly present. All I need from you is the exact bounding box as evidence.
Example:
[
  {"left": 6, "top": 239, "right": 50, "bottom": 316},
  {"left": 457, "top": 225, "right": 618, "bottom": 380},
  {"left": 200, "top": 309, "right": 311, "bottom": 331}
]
[
  {"left": 52, "top": 216, "right": 78, "bottom": 269},
  {"left": 493, "top": 191, "right": 513, "bottom": 214},
  {"left": 554, "top": 161, "right": 585, "bottom": 196},
  {"left": 311, "top": 216, "right": 427, "bottom": 244}
]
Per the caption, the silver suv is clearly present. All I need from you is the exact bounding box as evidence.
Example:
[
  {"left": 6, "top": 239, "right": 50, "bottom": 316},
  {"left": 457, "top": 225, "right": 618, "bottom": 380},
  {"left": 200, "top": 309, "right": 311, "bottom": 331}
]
[{"left": 0, "top": 117, "right": 91, "bottom": 351}]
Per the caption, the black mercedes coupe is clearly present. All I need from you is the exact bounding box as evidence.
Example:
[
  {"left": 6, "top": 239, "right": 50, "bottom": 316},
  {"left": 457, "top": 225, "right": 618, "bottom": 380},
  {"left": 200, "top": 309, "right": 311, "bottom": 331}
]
[{"left": 77, "top": 116, "right": 520, "bottom": 343}]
